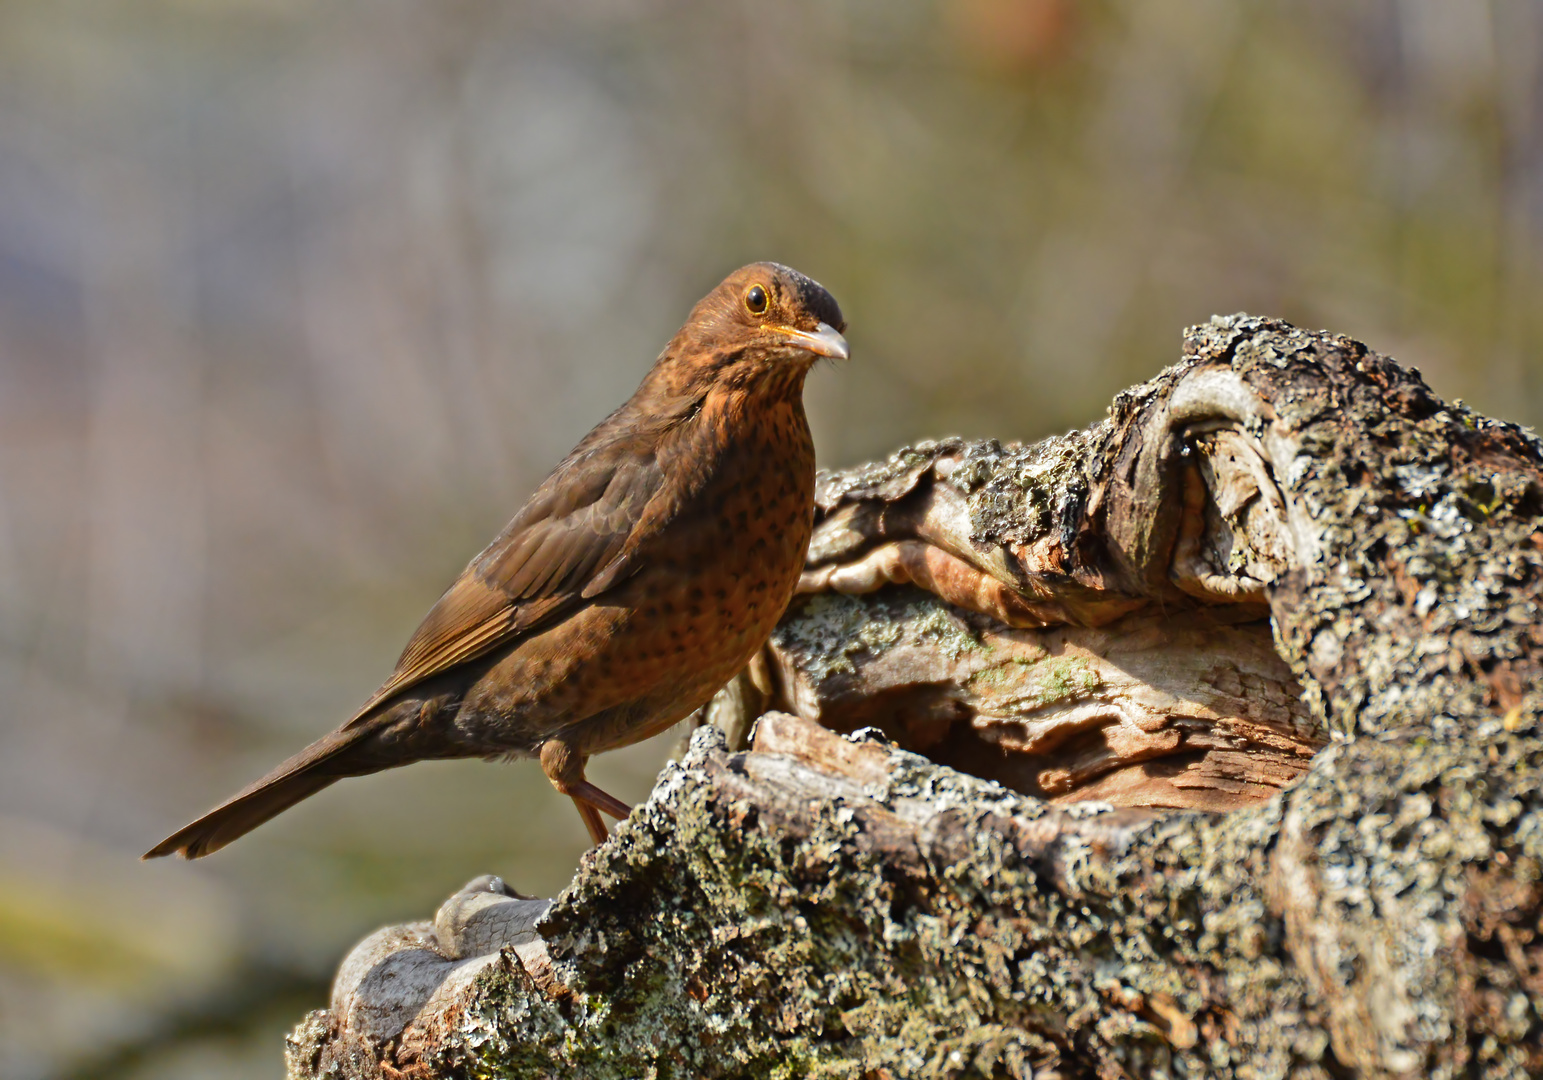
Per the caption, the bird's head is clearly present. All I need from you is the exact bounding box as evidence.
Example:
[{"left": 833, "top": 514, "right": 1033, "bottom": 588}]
[{"left": 656, "top": 262, "right": 848, "bottom": 398}]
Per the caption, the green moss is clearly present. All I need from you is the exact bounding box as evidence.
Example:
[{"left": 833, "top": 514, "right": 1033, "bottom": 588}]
[
  {"left": 967, "top": 654, "right": 1101, "bottom": 712},
  {"left": 1034, "top": 656, "right": 1101, "bottom": 702}
]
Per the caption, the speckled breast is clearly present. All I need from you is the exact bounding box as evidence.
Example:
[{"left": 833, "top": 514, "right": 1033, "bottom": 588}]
[
  {"left": 583, "top": 401, "right": 817, "bottom": 749},
  {"left": 454, "top": 392, "right": 819, "bottom": 759}
]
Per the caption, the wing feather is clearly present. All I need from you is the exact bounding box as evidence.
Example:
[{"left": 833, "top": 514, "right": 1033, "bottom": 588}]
[{"left": 345, "top": 437, "right": 670, "bottom": 724}]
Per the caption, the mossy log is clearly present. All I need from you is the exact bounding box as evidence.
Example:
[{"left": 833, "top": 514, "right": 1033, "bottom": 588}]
[{"left": 286, "top": 315, "right": 1543, "bottom": 1080}]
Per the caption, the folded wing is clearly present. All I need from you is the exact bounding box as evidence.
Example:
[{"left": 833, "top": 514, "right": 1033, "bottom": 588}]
[{"left": 346, "top": 441, "right": 668, "bottom": 725}]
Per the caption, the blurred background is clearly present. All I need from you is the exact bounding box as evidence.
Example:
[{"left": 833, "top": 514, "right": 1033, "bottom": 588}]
[{"left": 1, "top": 0, "right": 1541, "bottom": 1075}]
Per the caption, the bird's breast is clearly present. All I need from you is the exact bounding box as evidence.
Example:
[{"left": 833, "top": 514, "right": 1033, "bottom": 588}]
[
  {"left": 458, "top": 399, "right": 817, "bottom": 755},
  {"left": 648, "top": 400, "right": 816, "bottom": 647},
  {"left": 573, "top": 405, "right": 815, "bottom": 744}
]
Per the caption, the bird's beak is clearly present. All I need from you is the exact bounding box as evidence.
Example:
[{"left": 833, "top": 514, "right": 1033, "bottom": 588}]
[{"left": 769, "top": 321, "right": 850, "bottom": 361}]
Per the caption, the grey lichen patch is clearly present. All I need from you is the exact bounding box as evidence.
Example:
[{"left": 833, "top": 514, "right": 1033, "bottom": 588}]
[
  {"left": 811, "top": 428, "right": 1103, "bottom": 567},
  {"left": 1263, "top": 725, "right": 1543, "bottom": 1078},
  {"left": 941, "top": 430, "right": 1102, "bottom": 551},
  {"left": 772, "top": 588, "right": 987, "bottom": 684},
  {"left": 283, "top": 1010, "right": 336, "bottom": 1079},
  {"left": 771, "top": 593, "right": 893, "bottom": 680},
  {"left": 1182, "top": 315, "right": 1543, "bottom": 740},
  {"left": 430, "top": 726, "right": 1262, "bottom": 1079},
  {"left": 900, "top": 593, "right": 986, "bottom": 662},
  {"left": 813, "top": 438, "right": 965, "bottom": 510},
  {"left": 463, "top": 734, "right": 1005, "bottom": 1077}
]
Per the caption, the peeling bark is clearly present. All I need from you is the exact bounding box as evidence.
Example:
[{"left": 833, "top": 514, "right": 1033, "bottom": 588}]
[{"left": 287, "top": 316, "right": 1543, "bottom": 1080}]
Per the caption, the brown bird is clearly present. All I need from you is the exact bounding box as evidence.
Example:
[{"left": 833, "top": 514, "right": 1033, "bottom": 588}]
[{"left": 145, "top": 262, "right": 846, "bottom": 859}]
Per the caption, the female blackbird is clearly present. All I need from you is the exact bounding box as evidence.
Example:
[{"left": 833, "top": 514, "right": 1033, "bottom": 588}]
[{"left": 146, "top": 262, "right": 846, "bottom": 858}]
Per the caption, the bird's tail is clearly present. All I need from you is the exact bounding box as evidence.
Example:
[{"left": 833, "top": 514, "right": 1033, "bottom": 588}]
[{"left": 143, "top": 725, "right": 373, "bottom": 860}]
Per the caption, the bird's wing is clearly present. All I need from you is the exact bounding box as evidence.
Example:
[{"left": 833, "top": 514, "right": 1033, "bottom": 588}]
[{"left": 345, "top": 441, "right": 669, "bottom": 724}]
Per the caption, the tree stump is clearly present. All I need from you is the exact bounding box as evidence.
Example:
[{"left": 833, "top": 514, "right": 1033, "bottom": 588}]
[{"left": 285, "top": 315, "right": 1543, "bottom": 1080}]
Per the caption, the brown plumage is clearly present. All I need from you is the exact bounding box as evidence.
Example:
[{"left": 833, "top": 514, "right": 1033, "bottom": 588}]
[{"left": 145, "top": 262, "right": 846, "bottom": 859}]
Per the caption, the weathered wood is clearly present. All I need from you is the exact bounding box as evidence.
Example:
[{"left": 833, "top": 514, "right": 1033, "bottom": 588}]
[{"left": 287, "top": 315, "right": 1543, "bottom": 1080}]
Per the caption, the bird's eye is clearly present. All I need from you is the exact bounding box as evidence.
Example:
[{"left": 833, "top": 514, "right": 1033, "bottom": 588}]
[{"left": 744, "top": 284, "right": 769, "bottom": 315}]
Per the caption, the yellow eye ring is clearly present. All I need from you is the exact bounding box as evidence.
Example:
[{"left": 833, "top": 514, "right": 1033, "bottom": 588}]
[{"left": 744, "top": 284, "right": 769, "bottom": 315}]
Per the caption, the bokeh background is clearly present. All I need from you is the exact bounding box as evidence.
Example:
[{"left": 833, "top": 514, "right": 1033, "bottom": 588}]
[{"left": 2, "top": 0, "right": 1541, "bottom": 1076}]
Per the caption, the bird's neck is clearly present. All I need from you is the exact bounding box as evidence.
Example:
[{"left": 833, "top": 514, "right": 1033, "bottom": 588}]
[
  {"left": 706, "top": 369, "right": 810, "bottom": 434},
  {"left": 654, "top": 373, "right": 812, "bottom": 492}
]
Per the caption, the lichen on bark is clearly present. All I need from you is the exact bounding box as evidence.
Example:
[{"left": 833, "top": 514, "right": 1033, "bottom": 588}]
[{"left": 287, "top": 315, "right": 1543, "bottom": 1080}]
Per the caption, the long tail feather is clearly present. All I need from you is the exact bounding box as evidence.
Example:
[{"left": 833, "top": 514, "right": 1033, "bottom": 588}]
[{"left": 143, "top": 726, "right": 372, "bottom": 860}]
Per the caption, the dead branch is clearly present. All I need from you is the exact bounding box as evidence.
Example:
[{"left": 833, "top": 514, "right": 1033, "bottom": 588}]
[{"left": 288, "top": 316, "right": 1543, "bottom": 1080}]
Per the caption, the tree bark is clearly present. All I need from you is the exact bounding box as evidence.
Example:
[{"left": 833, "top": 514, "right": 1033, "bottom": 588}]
[{"left": 285, "top": 315, "right": 1543, "bottom": 1080}]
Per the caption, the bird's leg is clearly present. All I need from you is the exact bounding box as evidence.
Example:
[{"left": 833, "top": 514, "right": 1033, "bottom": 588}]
[
  {"left": 569, "top": 780, "right": 632, "bottom": 820},
  {"left": 571, "top": 797, "right": 609, "bottom": 845},
  {"left": 539, "top": 738, "right": 633, "bottom": 846}
]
